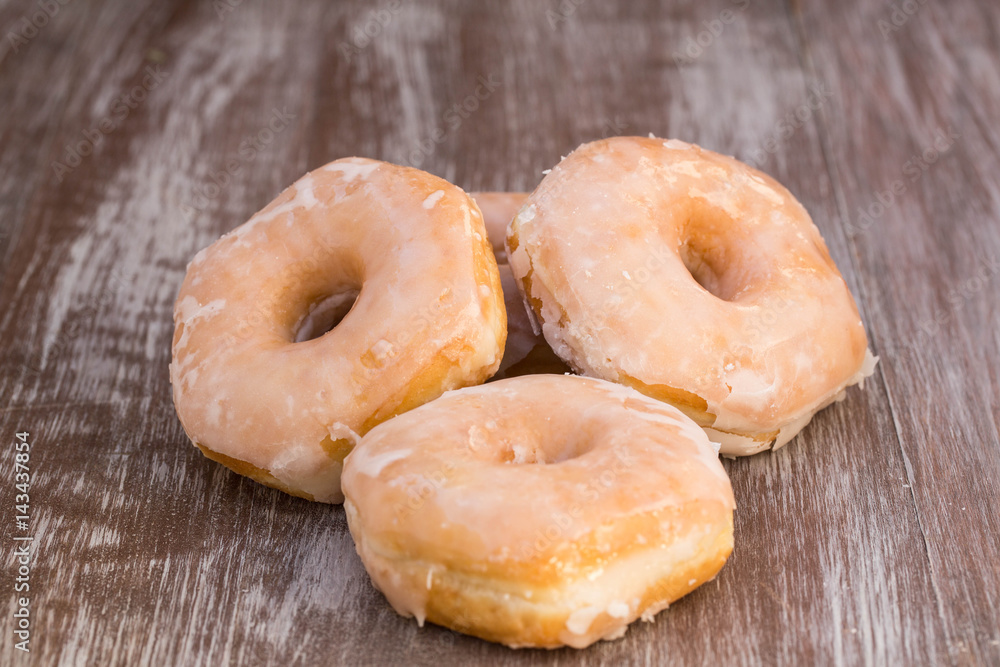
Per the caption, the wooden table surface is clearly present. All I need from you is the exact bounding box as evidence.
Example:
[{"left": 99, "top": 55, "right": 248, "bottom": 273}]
[{"left": 2, "top": 0, "right": 999, "bottom": 665}]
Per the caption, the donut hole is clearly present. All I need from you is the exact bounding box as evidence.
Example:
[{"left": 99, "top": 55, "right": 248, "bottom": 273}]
[
  {"left": 680, "top": 239, "right": 730, "bottom": 300},
  {"left": 483, "top": 421, "right": 595, "bottom": 466},
  {"left": 499, "top": 440, "right": 587, "bottom": 465},
  {"left": 294, "top": 288, "right": 361, "bottom": 342},
  {"left": 679, "top": 210, "right": 749, "bottom": 302}
]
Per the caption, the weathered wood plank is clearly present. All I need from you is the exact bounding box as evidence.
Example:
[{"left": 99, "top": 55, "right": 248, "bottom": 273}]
[
  {"left": 0, "top": 2, "right": 343, "bottom": 664},
  {"left": 0, "top": 1, "right": 107, "bottom": 291},
  {"left": 794, "top": 1, "right": 1000, "bottom": 663},
  {"left": 0, "top": 0, "right": 182, "bottom": 391}
]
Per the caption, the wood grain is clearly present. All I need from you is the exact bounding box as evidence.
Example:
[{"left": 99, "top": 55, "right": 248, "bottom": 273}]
[
  {"left": 795, "top": 2, "right": 1000, "bottom": 663},
  {"left": 1, "top": 0, "right": 997, "bottom": 665}
]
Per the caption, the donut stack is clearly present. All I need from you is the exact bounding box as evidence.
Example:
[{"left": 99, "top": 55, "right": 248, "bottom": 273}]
[{"left": 171, "top": 136, "right": 875, "bottom": 649}]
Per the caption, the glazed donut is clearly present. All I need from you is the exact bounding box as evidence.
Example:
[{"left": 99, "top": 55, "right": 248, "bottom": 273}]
[
  {"left": 342, "top": 374, "right": 734, "bottom": 649},
  {"left": 506, "top": 137, "right": 876, "bottom": 455},
  {"left": 470, "top": 192, "right": 569, "bottom": 378},
  {"left": 171, "top": 158, "right": 506, "bottom": 503}
]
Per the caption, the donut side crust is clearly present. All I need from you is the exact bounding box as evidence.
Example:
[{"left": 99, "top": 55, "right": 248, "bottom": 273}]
[{"left": 348, "top": 499, "right": 733, "bottom": 649}]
